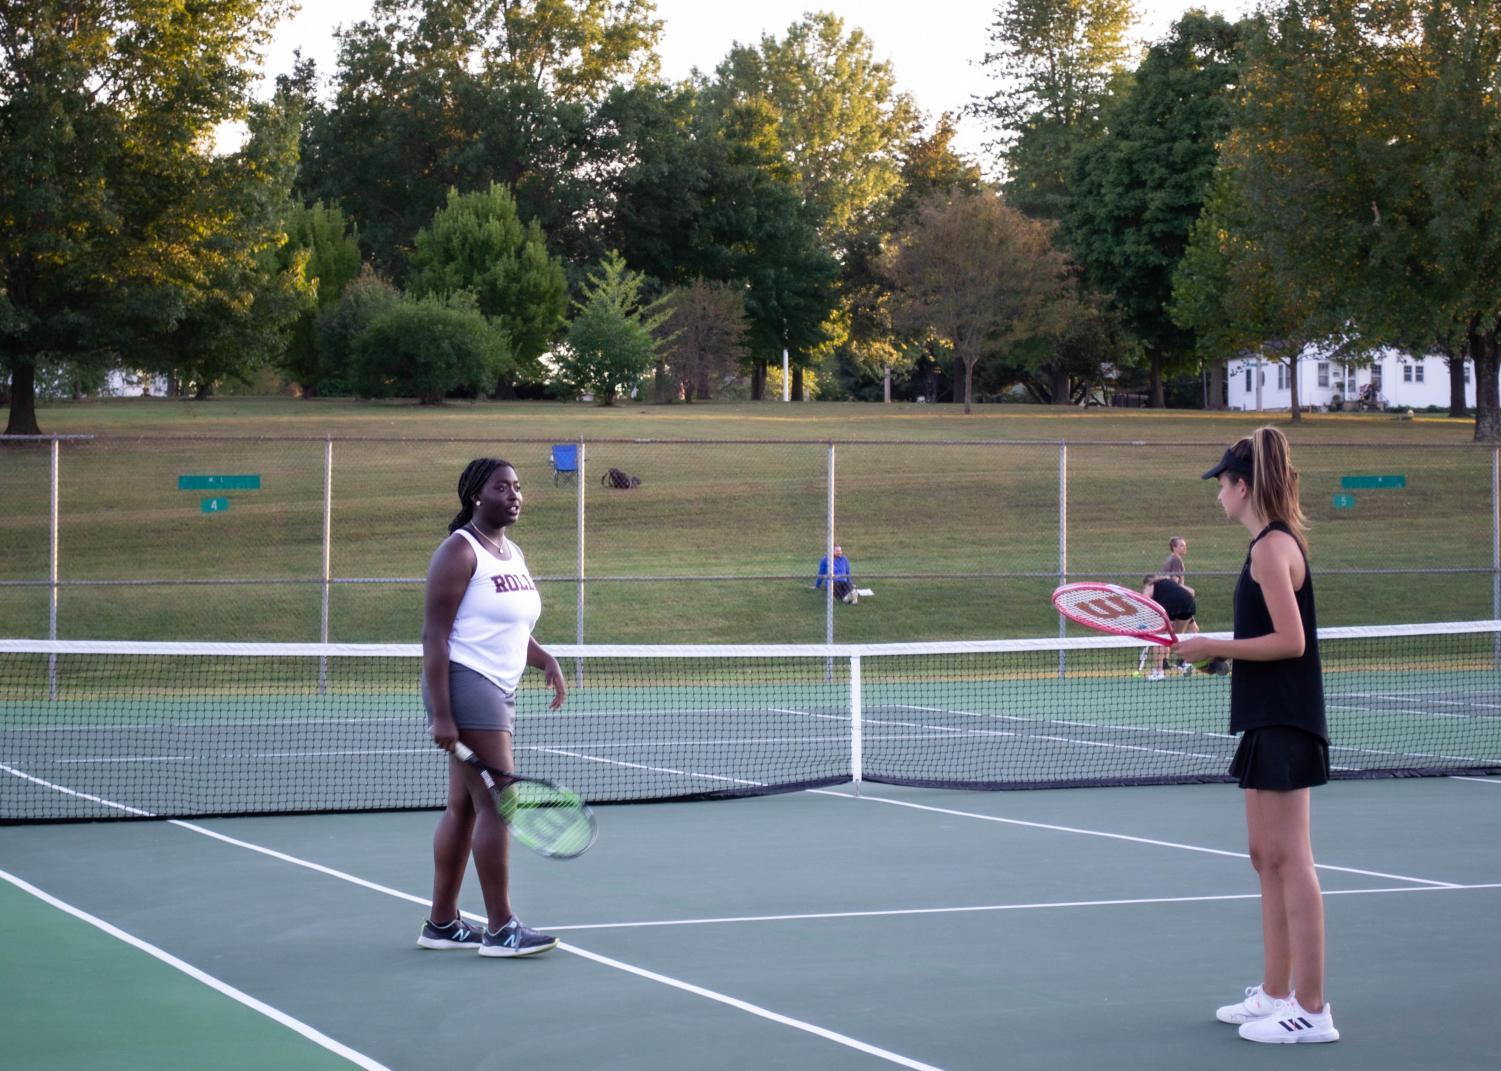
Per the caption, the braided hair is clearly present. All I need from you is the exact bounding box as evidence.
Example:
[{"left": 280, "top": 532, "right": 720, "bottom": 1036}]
[{"left": 449, "top": 458, "right": 512, "bottom": 533}]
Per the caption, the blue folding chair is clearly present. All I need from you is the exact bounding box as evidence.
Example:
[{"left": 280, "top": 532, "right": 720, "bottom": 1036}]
[{"left": 550, "top": 444, "right": 578, "bottom": 485}]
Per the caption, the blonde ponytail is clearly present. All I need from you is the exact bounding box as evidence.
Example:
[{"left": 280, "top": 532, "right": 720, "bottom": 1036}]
[{"left": 1250, "top": 426, "right": 1308, "bottom": 553}]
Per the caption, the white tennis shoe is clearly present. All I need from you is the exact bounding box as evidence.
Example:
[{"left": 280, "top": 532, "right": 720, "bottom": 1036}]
[
  {"left": 1237, "top": 996, "right": 1339, "bottom": 1044},
  {"left": 1215, "top": 984, "right": 1284, "bottom": 1024}
]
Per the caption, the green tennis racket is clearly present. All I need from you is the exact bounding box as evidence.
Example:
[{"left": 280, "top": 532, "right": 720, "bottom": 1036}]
[{"left": 452, "top": 742, "right": 597, "bottom": 859}]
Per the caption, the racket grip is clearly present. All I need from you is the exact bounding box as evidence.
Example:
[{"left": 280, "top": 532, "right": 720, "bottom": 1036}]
[{"left": 452, "top": 742, "right": 475, "bottom": 762}]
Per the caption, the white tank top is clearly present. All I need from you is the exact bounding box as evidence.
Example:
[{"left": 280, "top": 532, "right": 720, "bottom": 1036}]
[{"left": 446, "top": 528, "right": 543, "bottom": 693}]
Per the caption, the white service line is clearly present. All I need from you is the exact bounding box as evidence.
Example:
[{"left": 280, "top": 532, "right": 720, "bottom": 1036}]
[
  {"left": 1450, "top": 775, "right": 1501, "bottom": 785},
  {"left": 813, "top": 790, "right": 1463, "bottom": 887},
  {"left": 0, "top": 868, "right": 394, "bottom": 1071},
  {"left": 545, "top": 882, "right": 1501, "bottom": 932},
  {"left": 166, "top": 820, "right": 947, "bottom": 1071},
  {"left": 560, "top": 944, "right": 946, "bottom": 1071}
]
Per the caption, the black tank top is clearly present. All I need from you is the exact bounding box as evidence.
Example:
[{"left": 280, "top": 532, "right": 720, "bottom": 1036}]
[{"left": 1229, "top": 522, "right": 1327, "bottom": 741}]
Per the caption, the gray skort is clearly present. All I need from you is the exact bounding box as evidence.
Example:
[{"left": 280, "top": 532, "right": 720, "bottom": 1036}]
[{"left": 421, "top": 662, "right": 517, "bottom": 733}]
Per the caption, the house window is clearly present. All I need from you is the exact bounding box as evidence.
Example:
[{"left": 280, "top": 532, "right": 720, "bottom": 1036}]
[
  {"left": 1403, "top": 364, "right": 1413, "bottom": 382},
  {"left": 1317, "top": 362, "right": 1330, "bottom": 388},
  {"left": 1414, "top": 361, "right": 1424, "bottom": 383},
  {"left": 1371, "top": 363, "right": 1383, "bottom": 388},
  {"left": 1277, "top": 365, "right": 1290, "bottom": 390},
  {"left": 1245, "top": 368, "right": 1253, "bottom": 391},
  {"left": 1465, "top": 362, "right": 1472, "bottom": 383}
]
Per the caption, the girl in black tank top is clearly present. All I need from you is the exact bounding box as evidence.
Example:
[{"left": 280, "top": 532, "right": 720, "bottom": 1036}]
[
  {"left": 1230, "top": 521, "right": 1327, "bottom": 742},
  {"left": 1174, "top": 429, "right": 1340, "bottom": 1044}
]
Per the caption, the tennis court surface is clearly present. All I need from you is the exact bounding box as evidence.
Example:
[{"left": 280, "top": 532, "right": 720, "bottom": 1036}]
[{"left": 2, "top": 623, "right": 1498, "bottom": 1069}]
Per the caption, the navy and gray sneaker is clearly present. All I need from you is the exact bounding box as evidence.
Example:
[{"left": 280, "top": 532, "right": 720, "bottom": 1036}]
[
  {"left": 479, "top": 917, "right": 559, "bottom": 958},
  {"left": 417, "top": 917, "right": 483, "bottom": 950}
]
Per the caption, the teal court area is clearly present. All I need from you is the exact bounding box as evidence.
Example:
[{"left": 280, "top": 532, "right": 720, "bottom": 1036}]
[{"left": 2, "top": 776, "right": 1498, "bottom": 1071}]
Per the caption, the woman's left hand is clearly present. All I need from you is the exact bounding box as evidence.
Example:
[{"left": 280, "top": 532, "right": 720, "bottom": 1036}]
[{"left": 1174, "top": 636, "right": 1215, "bottom": 663}]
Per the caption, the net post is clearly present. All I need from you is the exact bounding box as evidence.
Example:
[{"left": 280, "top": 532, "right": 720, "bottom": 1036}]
[
  {"left": 318, "top": 435, "right": 333, "bottom": 694},
  {"left": 576, "top": 436, "right": 587, "bottom": 688},
  {"left": 1057, "top": 440, "right": 1068, "bottom": 680},
  {"left": 1493, "top": 445, "right": 1499, "bottom": 669},
  {"left": 47, "top": 436, "right": 59, "bottom": 701},
  {"left": 849, "top": 653, "right": 863, "bottom": 796}
]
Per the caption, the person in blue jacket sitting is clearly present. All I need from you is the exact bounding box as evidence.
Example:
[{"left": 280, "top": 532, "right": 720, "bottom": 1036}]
[{"left": 816, "top": 544, "right": 857, "bottom": 604}]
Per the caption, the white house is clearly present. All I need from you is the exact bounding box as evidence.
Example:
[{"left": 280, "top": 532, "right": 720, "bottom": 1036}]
[{"left": 1227, "top": 345, "right": 1477, "bottom": 412}]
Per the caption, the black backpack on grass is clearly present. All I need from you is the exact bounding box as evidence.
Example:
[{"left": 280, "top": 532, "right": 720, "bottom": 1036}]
[{"left": 602, "top": 467, "right": 641, "bottom": 490}]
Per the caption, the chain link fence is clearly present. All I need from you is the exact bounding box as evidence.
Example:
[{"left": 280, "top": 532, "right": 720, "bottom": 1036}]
[{"left": 2, "top": 434, "right": 1497, "bottom": 644}]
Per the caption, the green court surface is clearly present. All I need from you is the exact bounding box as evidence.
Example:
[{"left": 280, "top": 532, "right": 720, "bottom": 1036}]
[{"left": 2, "top": 776, "right": 1498, "bottom": 1071}]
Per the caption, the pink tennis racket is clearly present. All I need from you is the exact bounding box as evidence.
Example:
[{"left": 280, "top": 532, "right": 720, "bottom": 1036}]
[{"left": 1051, "top": 582, "right": 1180, "bottom": 645}]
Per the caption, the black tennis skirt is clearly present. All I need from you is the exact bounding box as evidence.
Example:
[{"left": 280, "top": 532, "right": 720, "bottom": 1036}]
[{"left": 1228, "top": 725, "right": 1330, "bottom": 791}]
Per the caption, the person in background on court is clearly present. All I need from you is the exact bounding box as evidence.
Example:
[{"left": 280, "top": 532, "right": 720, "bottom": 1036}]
[
  {"left": 1176, "top": 427, "right": 1339, "bottom": 1044},
  {"left": 816, "top": 544, "right": 858, "bottom": 604},
  {"left": 1139, "top": 573, "right": 1198, "bottom": 680},
  {"left": 418, "top": 457, "right": 568, "bottom": 959},
  {"left": 1161, "top": 536, "right": 1188, "bottom": 583}
]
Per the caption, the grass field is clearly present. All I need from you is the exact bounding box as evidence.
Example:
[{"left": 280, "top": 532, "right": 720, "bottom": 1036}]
[{"left": 0, "top": 396, "right": 1495, "bottom": 644}]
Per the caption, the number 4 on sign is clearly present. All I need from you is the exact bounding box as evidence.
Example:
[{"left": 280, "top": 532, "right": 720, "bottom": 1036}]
[{"left": 200, "top": 497, "right": 230, "bottom": 513}]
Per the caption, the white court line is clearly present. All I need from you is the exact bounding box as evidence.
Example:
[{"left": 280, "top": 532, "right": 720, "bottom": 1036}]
[
  {"left": 545, "top": 882, "right": 1501, "bottom": 932},
  {"left": 0, "top": 762, "right": 153, "bottom": 816},
  {"left": 1451, "top": 775, "right": 1501, "bottom": 785},
  {"left": 168, "top": 821, "right": 944, "bottom": 1071},
  {"left": 0, "top": 868, "right": 394, "bottom": 1071},
  {"left": 5, "top": 763, "right": 945, "bottom": 1068},
  {"left": 813, "top": 790, "right": 1463, "bottom": 887}
]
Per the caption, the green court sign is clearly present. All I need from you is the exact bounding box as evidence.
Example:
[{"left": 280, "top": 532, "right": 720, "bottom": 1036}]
[
  {"left": 178, "top": 474, "right": 261, "bottom": 491},
  {"left": 1332, "top": 493, "right": 1356, "bottom": 510},
  {"left": 1340, "top": 474, "right": 1405, "bottom": 489},
  {"left": 200, "top": 497, "right": 230, "bottom": 513}
]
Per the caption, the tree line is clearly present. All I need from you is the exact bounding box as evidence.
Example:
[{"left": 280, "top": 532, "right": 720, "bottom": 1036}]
[{"left": 3, "top": 1, "right": 1499, "bottom": 440}]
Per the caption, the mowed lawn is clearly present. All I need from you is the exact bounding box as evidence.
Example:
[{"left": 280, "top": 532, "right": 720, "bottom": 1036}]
[{"left": 0, "top": 396, "right": 1493, "bottom": 644}]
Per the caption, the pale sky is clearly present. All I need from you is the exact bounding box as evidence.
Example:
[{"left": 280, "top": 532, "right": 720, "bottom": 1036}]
[{"left": 251, "top": 1, "right": 1251, "bottom": 164}]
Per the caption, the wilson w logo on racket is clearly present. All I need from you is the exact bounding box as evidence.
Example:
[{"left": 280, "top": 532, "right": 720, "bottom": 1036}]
[
  {"left": 1051, "top": 582, "right": 1178, "bottom": 646},
  {"left": 1074, "top": 594, "right": 1139, "bottom": 620}
]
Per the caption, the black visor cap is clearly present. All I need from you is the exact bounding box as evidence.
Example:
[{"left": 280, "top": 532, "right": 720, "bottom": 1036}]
[{"left": 1202, "top": 448, "right": 1253, "bottom": 481}]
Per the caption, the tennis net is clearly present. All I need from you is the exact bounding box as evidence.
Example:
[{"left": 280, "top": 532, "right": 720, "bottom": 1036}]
[{"left": 3, "top": 621, "right": 1499, "bottom": 821}]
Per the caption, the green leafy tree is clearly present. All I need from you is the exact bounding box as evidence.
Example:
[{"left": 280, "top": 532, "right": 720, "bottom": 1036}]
[
  {"left": 971, "top": 0, "right": 1136, "bottom": 220},
  {"left": 407, "top": 183, "right": 569, "bottom": 390},
  {"left": 593, "top": 83, "right": 838, "bottom": 399},
  {"left": 298, "top": 0, "right": 661, "bottom": 277},
  {"left": 137, "top": 99, "right": 313, "bottom": 399},
  {"left": 316, "top": 265, "right": 402, "bottom": 394},
  {"left": 1066, "top": 12, "right": 1248, "bottom": 408},
  {"left": 715, "top": 13, "right": 920, "bottom": 253},
  {"left": 1213, "top": 0, "right": 1501, "bottom": 438},
  {"left": 714, "top": 13, "right": 920, "bottom": 399},
  {"left": 276, "top": 200, "right": 363, "bottom": 397},
  {"left": 0, "top": 0, "right": 293, "bottom": 433},
  {"left": 886, "top": 190, "right": 1074, "bottom": 412},
  {"left": 559, "top": 251, "right": 669, "bottom": 404},
  {"left": 853, "top": 114, "right": 987, "bottom": 402},
  {"left": 1171, "top": 168, "right": 1327, "bottom": 419},
  {"left": 351, "top": 292, "right": 511, "bottom": 405}
]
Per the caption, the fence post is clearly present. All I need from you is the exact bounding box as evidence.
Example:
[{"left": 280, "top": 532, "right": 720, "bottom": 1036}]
[
  {"left": 47, "top": 436, "right": 59, "bottom": 700},
  {"left": 576, "top": 437, "right": 587, "bottom": 686},
  {"left": 319, "top": 435, "right": 333, "bottom": 693},
  {"left": 1493, "top": 445, "right": 1499, "bottom": 668},
  {"left": 1057, "top": 440, "right": 1068, "bottom": 679},
  {"left": 826, "top": 442, "right": 836, "bottom": 647}
]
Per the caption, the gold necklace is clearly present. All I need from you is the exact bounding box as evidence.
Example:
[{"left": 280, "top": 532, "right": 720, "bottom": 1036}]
[{"left": 467, "top": 522, "right": 510, "bottom": 558}]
